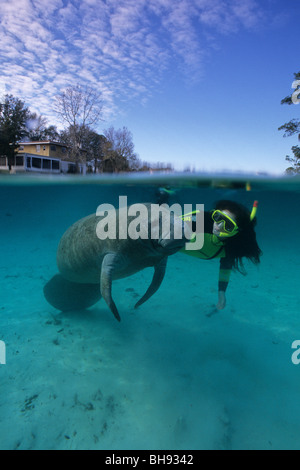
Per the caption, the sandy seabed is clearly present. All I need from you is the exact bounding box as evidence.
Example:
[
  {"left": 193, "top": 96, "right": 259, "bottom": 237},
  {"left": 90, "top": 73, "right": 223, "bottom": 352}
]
[{"left": 0, "top": 182, "right": 300, "bottom": 450}]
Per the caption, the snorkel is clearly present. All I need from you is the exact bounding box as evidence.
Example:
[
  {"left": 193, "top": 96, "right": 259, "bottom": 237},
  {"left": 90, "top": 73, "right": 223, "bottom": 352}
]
[{"left": 250, "top": 200, "right": 258, "bottom": 221}]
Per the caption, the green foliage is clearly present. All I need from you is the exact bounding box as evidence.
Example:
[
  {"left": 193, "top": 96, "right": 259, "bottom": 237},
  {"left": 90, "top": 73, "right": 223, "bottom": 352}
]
[
  {"left": 285, "top": 146, "right": 300, "bottom": 174},
  {"left": 26, "top": 113, "right": 59, "bottom": 141},
  {"left": 102, "top": 126, "right": 140, "bottom": 172},
  {"left": 0, "top": 90, "right": 156, "bottom": 173},
  {"left": 278, "top": 119, "right": 300, "bottom": 138},
  {"left": 60, "top": 124, "right": 107, "bottom": 172},
  {"left": 0, "top": 94, "right": 30, "bottom": 166},
  {"left": 279, "top": 72, "right": 300, "bottom": 174}
]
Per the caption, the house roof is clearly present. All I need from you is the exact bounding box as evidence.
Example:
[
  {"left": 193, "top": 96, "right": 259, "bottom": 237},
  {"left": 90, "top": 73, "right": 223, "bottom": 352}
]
[
  {"left": 17, "top": 141, "right": 88, "bottom": 154},
  {"left": 18, "top": 141, "right": 68, "bottom": 146}
]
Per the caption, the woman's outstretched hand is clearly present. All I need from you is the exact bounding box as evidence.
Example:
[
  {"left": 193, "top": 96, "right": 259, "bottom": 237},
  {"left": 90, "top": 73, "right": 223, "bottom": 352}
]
[
  {"left": 216, "top": 291, "right": 226, "bottom": 310},
  {"left": 206, "top": 292, "right": 227, "bottom": 317}
]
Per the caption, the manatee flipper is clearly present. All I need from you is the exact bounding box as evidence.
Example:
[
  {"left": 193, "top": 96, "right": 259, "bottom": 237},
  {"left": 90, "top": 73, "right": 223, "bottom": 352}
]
[
  {"left": 44, "top": 274, "right": 102, "bottom": 311},
  {"left": 135, "top": 257, "right": 168, "bottom": 309},
  {"left": 100, "top": 253, "right": 122, "bottom": 322}
]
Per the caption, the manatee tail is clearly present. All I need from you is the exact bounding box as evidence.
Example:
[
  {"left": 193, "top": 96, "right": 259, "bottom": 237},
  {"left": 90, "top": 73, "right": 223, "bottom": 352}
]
[{"left": 43, "top": 274, "right": 102, "bottom": 311}]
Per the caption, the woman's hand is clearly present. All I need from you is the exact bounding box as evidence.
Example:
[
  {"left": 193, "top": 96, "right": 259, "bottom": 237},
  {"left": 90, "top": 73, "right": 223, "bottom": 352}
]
[
  {"left": 216, "top": 291, "right": 226, "bottom": 310},
  {"left": 206, "top": 292, "right": 227, "bottom": 317}
]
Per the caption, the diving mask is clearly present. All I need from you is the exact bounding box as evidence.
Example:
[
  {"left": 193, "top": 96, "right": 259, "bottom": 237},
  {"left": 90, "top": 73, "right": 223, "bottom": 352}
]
[
  {"left": 211, "top": 210, "right": 239, "bottom": 237},
  {"left": 212, "top": 201, "right": 259, "bottom": 238}
]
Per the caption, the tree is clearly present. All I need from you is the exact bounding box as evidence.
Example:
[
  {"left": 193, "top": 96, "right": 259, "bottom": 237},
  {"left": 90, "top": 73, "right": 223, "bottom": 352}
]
[
  {"left": 83, "top": 130, "right": 106, "bottom": 172},
  {"left": 60, "top": 125, "right": 106, "bottom": 172},
  {"left": 0, "top": 94, "right": 30, "bottom": 170},
  {"left": 278, "top": 72, "right": 300, "bottom": 174},
  {"left": 26, "top": 113, "right": 59, "bottom": 141},
  {"left": 102, "top": 126, "right": 140, "bottom": 172},
  {"left": 54, "top": 85, "right": 103, "bottom": 165}
]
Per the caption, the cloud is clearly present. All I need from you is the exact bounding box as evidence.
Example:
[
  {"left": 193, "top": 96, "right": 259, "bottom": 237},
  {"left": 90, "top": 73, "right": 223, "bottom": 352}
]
[{"left": 0, "top": 0, "right": 266, "bottom": 128}]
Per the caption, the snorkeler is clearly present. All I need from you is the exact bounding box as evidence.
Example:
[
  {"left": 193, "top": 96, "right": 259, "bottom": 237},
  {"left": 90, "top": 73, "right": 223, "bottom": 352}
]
[
  {"left": 155, "top": 186, "right": 176, "bottom": 205},
  {"left": 181, "top": 200, "right": 262, "bottom": 311}
]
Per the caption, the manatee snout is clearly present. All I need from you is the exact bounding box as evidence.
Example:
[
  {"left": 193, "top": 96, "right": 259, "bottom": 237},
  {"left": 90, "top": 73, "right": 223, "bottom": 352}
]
[
  {"left": 158, "top": 236, "right": 187, "bottom": 253},
  {"left": 158, "top": 218, "right": 192, "bottom": 254}
]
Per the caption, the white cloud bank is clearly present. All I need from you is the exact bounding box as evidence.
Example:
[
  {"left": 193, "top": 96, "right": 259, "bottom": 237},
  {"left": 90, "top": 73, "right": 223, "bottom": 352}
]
[{"left": 0, "top": 0, "right": 265, "bottom": 128}]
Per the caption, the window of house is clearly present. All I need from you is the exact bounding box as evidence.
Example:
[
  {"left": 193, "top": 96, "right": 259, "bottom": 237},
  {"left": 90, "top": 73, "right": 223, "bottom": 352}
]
[
  {"left": 36, "top": 145, "right": 41, "bottom": 152},
  {"left": 42, "top": 159, "right": 51, "bottom": 170},
  {"left": 0, "top": 156, "right": 7, "bottom": 167},
  {"left": 50, "top": 145, "right": 56, "bottom": 151},
  {"left": 19, "top": 146, "right": 24, "bottom": 151},
  {"left": 15, "top": 156, "right": 24, "bottom": 166},
  {"left": 32, "top": 157, "right": 42, "bottom": 168},
  {"left": 61, "top": 147, "right": 67, "bottom": 154},
  {"left": 52, "top": 160, "right": 60, "bottom": 170},
  {"left": 67, "top": 163, "right": 76, "bottom": 173}
]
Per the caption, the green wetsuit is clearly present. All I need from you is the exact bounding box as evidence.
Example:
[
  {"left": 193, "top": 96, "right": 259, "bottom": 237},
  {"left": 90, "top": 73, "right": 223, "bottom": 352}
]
[{"left": 181, "top": 212, "right": 233, "bottom": 292}]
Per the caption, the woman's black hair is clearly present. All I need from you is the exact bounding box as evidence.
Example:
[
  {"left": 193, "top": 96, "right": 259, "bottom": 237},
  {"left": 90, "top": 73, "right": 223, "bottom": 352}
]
[{"left": 214, "top": 200, "right": 262, "bottom": 274}]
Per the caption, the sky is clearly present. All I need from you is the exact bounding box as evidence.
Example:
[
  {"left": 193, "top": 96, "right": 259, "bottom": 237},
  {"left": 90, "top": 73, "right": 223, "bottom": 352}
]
[{"left": 0, "top": 0, "right": 299, "bottom": 174}]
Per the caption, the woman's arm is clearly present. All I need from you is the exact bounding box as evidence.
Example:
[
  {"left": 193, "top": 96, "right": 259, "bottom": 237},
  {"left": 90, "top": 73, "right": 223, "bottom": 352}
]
[{"left": 217, "top": 257, "right": 233, "bottom": 310}]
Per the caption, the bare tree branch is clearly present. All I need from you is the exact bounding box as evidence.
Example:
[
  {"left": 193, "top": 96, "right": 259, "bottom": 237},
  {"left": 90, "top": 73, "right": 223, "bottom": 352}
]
[
  {"left": 54, "top": 84, "right": 103, "bottom": 163},
  {"left": 103, "top": 126, "right": 140, "bottom": 171},
  {"left": 54, "top": 84, "right": 103, "bottom": 129}
]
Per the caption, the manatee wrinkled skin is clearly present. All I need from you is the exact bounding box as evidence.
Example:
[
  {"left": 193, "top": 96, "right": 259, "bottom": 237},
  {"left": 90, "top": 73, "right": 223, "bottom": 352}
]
[{"left": 44, "top": 203, "right": 191, "bottom": 321}]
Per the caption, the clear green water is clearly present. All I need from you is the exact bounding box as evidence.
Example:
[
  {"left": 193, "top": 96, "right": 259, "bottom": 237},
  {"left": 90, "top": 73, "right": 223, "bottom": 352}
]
[{"left": 0, "top": 173, "right": 300, "bottom": 450}]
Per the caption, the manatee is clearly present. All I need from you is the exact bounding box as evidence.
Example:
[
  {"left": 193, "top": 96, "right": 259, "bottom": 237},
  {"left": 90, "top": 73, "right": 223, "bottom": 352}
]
[{"left": 44, "top": 203, "right": 191, "bottom": 321}]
